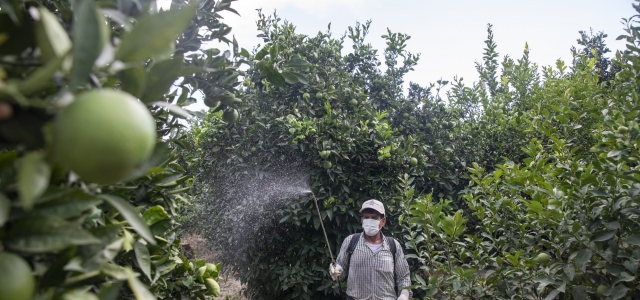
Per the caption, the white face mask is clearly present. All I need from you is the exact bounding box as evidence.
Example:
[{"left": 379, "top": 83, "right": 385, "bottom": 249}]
[{"left": 362, "top": 219, "right": 381, "bottom": 236}]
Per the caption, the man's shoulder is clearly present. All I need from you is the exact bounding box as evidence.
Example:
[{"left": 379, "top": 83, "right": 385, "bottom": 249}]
[{"left": 344, "top": 232, "right": 360, "bottom": 243}]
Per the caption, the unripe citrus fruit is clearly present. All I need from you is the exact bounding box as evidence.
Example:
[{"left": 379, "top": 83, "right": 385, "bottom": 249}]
[
  {"left": 251, "top": 147, "right": 257, "bottom": 153},
  {"left": 410, "top": 157, "right": 418, "bottom": 166},
  {"left": 203, "top": 98, "right": 219, "bottom": 108},
  {"left": 320, "top": 151, "right": 329, "bottom": 159},
  {"left": 222, "top": 109, "right": 238, "bottom": 123},
  {"left": 429, "top": 275, "right": 438, "bottom": 284},
  {"left": 53, "top": 90, "right": 156, "bottom": 184},
  {"left": 0, "top": 252, "right": 35, "bottom": 300},
  {"left": 597, "top": 285, "right": 607, "bottom": 296},
  {"left": 204, "top": 278, "right": 221, "bottom": 296},
  {"left": 618, "top": 126, "right": 629, "bottom": 134},
  {"left": 536, "top": 253, "right": 550, "bottom": 265},
  {"left": 316, "top": 92, "right": 323, "bottom": 99},
  {"left": 323, "top": 161, "right": 332, "bottom": 169},
  {"left": 349, "top": 99, "right": 358, "bottom": 106},
  {"left": 206, "top": 263, "right": 218, "bottom": 275},
  {"left": 215, "top": 93, "right": 236, "bottom": 105},
  {"left": 303, "top": 93, "right": 310, "bottom": 100}
]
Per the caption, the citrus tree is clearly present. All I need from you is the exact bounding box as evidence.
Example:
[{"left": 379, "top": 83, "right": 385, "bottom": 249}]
[
  {"left": 400, "top": 3, "right": 640, "bottom": 299},
  {"left": 0, "top": 0, "right": 251, "bottom": 298}
]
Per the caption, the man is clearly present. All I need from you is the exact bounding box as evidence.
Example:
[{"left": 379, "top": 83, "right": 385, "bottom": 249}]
[{"left": 329, "top": 199, "right": 412, "bottom": 300}]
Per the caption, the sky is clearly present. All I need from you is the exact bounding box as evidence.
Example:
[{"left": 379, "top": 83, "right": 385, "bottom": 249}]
[{"left": 158, "top": 0, "right": 637, "bottom": 107}]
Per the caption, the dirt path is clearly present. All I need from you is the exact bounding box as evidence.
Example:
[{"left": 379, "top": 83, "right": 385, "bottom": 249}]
[{"left": 181, "top": 234, "right": 247, "bottom": 299}]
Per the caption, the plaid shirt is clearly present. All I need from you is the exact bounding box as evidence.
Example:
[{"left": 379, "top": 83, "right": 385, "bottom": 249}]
[{"left": 335, "top": 232, "right": 411, "bottom": 300}]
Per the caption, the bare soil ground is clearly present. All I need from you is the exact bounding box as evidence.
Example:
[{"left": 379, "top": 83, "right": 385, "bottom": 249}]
[{"left": 181, "top": 234, "right": 247, "bottom": 300}]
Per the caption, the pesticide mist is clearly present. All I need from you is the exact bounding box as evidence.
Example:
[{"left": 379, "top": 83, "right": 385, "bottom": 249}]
[{"left": 184, "top": 154, "right": 314, "bottom": 271}]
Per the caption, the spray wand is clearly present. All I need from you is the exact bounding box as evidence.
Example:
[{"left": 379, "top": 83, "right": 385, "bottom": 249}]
[
  {"left": 307, "top": 191, "right": 343, "bottom": 296},
  {"left": 308, "top": 191, "right": 334, "bottom": 263}
]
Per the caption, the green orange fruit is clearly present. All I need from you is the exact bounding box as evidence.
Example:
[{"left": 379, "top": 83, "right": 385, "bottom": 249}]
[
  {"left": 222, "top": 109, "right": 239, "bottom": 123},
  {"left": 323, "top": 161, "right": 332, "bottom": 169},
  {"left": 536, "top": 253, "right": 550, "bottom": 265},
  {"left": 597, "top": 285, "right": 607, "bottom": 296},
  {"left": 215, "top": 93, "right": 236, "bottom": 105},
  {"left": 53, "top": 90, "right": 156, "bottom": 184},
  {"left": 410, "top": 157, "right": 418, "bottom": 166},
  {"left": 618, "top": 126, "right": 629, "bottom": 134},
  {"left": 0, "top": 252, "right": 35, "bottom": 300},
  {"left": 204, "top": 278, "right": 220, "bottom": 296}
]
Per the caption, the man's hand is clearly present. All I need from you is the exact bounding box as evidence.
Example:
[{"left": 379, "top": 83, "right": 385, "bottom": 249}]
[
  {"left": 397, "top": 290, "right": 410, "bottom": 300},
  {"left": 329, "top": 263, "right": 343, "bottom": 281}
]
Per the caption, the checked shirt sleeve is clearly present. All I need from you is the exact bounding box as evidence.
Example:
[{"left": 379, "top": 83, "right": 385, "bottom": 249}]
[
  {"left": 334, "top": 234, "right": 353, "bottom": 282},
  {"left": 394, "top": 239, "right": 412, "bottom": 296}
]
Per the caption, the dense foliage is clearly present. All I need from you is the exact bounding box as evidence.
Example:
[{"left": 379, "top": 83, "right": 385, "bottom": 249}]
[
  {"left": 188, "top": 2, "right": 640, "bottom": 300},
  {"left": 0, "top": 0, "right": 254, "bottom": 298}
]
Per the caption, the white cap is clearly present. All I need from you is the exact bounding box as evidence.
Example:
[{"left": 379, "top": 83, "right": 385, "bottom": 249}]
[{"left": 359, "top": 199, "right": 385, "bottom": 216}]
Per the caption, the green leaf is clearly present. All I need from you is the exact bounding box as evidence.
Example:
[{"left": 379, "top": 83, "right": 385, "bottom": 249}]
[
  {"left": 34, "top": 8, "right": 72, "bottom": 62},
  {"left": 134, "top": 240, "right": 152, "bottom": 280},
  {"left": 17, "top": 151, "right": 51, "bottom": 210},
  {"left": 19, "top": 54, "right": 65, "bottom": 95},
  {"left": 125, "top": 142, "right": 171, "bottom": 180},
  {"left": 101, "top": 9, "right": 132, "bottom": 30},
  {"left": 526, "top": 200, "right": 543, "bottom": 214},
  {"left": 281, "top": 71, "right": 299, "bottom": 84},
  {"left": 265, "top": 66, "right": 285, "bottom": 87},
  {"left": 0, "top": 193, "right": 9, "bottom": 226},
  {"left": 5, "top": 214, "right": 100, "bottom": 253},
  {"left": 152, "top": 101, "right": 192, "bottom": 118},
  {"left": 116, "top": 3, "right": 197, "bottom": 62},
  {"left": 626, "top": 234, "right": 640, "bottom": 246},
  {"left": 100, "top": 194, "right": 156, "bottom": 245},
  {"left": 120, "top": 66, "right": 147, "bottom": 98},
  {"left": 269, "top": 44, "right": 278, "bottom": 59},
  {"left": 544, "top": 288, "right": 563, "bottom": 300},
  {"left": 574, "top": 249, "right": 592, "bottom": 272},
  {"left": 143, "top": 206, "right": 169, "bottom": 225},
  {"left": 141, "top": 56, "right": 184, "bottom": 102},
  {"left": 126, "top": 268, "right": 157, "bottom": 300},
  {"left": 70, "top": 0, "right": 102, "bottom": 90},
  {"left": 572, "top": 286, "right": 587, "bottom": 299},
  {"left": 611, "top": 284, "right": 629, "bottom": 300},
  {"left": 150, "top": 219, "right": 172, "bottom": 236},
  {"left": 62, "top": 290, "right": 100, "bottom": 300},
  {"left": 591, "top": 229, "right": 617, "bottom": 242},
  {"left": 82, "top": 238, "right": 124, "bottom": 271},
  {"left": 97, "top": 281, "right": 125, "bottom": 300},
  {"left": 284, "top": 57, "right": 311, "bottom": 67},
  {"left": 607, "top": 149, "right": 625, "bottom": 159},
  {"left": 255, "top": 44, "right": 270, "bottom": 60},
  {"left": 287, "top": 71, "right": 309, "bottom": 84},
  {"left": 239, "top": 48, "right": 250, "bottom": 58},
  {"left": 34, "top": 190, "right": 102, "bottom": 219}
]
